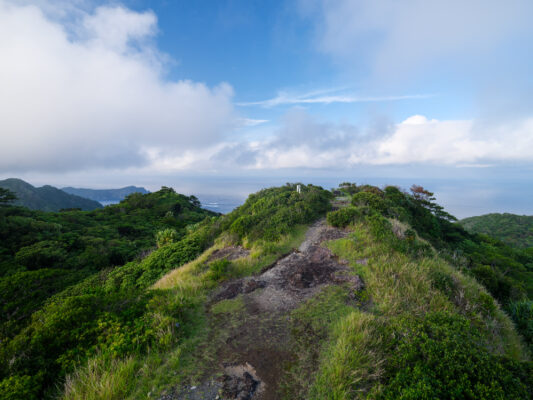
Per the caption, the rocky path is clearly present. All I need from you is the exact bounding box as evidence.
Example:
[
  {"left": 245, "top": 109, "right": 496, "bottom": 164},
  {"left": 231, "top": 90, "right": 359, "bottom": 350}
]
[{"left": 163, "top": 219, "right": 363, "bottom": 400}]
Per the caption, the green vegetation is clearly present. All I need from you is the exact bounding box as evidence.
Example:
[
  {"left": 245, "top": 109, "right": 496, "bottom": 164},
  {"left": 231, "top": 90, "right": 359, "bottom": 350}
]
[
  {"left": 461, "top": 212, "right": 533, "bottom": 249},
  {"left": 221, "top": 183, "right": 332, "bottom": 242},
  {"left": 1, "top": 181, "right": 532, "bottom": 399},
  {"left": 0, "top": 178, "right": 102, "bottom": 211},
  {"left": 0, "top": 183, "right": 331, "bottom": 399},
  {"left": 58, "top": 184, "right": 330, "bottom": 400},
  {"left": 284, "top": 183, "right": 532, "bottom": 399},
  {"left": 0, "top": 187, "right": 217, "bottom": 398}
]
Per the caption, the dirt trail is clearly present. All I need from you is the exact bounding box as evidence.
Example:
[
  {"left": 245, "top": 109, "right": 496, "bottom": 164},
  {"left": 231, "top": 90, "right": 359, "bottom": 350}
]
[{"left": 162, "top": 219, "right": 363, "bottom": 400}]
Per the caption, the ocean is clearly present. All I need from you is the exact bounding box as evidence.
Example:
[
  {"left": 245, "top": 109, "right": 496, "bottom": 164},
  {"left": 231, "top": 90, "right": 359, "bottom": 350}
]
[{"left": 95, "top": 175, "right": 533, "bottom": 219}]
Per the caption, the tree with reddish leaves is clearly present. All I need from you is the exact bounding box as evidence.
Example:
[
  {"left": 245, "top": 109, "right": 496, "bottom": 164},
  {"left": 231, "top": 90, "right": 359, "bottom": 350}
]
[{"left": 410, "top": 184, "right": 456, "bottom": 222}]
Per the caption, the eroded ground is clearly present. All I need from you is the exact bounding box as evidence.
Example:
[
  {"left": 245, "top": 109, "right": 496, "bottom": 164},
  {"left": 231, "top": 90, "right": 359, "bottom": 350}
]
[{"left": 160, "top": 219, "right": 363, "bottom": 400}]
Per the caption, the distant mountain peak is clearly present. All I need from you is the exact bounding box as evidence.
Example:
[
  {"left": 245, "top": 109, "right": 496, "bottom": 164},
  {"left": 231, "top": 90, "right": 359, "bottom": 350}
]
[
  {"left": 0, "top": 178, "right": 103, "bottom": 211},
  {"left": 61, "top": 186, "right": 149, "bottom": 202}
]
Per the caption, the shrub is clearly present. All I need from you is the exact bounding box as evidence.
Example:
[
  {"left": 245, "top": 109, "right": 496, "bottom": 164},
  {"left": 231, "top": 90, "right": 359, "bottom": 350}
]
[
  {"left": 379, "top": 312, "right": 531, "bottom": 399},
  {"left": 429, "top": 268, "right": 458, "bottom": 299},
  {"left": 206, "top": 259, "right": 231, "bottom": 282},
  {"left": 155, "top": 228, "right": 179, "bottom": 248},
  {"left": 506, "top": 300, "right": 533, "bottom": 352},
  {"left": 14, "top": 241, "right": 67, "bottom": 269},
  {"left": 326, "top": 206, "right": 366, "bottom": 228},
  {"left": 352, "top": 192, "right": 385, "bottom": 211},
  {"left": 222, "top": 184, "right": 331, "bottom": 242},
  {"left": 0, "top": 375, "right": 39, "bottom": 400}
]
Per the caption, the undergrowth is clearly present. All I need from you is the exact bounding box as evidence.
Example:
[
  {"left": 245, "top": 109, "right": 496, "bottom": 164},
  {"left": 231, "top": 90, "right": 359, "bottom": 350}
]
[
  {"left": 61, "top": 223, "right": 310, "bottom": 399},
  {"left": 288, "top": 216, "right": 531, "bottom": 399},
  {"left": 283, "top": 184, "right": 531, "bottom": 399}
]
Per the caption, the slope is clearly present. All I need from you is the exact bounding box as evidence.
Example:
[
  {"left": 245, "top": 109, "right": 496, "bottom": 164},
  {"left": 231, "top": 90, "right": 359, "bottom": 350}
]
[
  {"left": 461, "top": 213, "right": 533, "bottom": 249},
  {"left": 0, "top": 178, "right": 102, "bottom": 211},
  {"left": 0, "top": 187, "right": 217, "bottom": 399},
  {"left": 55, "top": 184, "right": 531, "bottom": 400}
]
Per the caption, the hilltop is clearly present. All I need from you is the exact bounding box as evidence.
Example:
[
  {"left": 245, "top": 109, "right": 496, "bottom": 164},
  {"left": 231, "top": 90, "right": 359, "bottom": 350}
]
[
  {"left": 461, "top": 213, "right": 533, "bottom": 249},
  {"left": 0, "top": 184, "right": 531, "bottom": 399},
  {"left": 62, "top": 186, "right": 149, "bottom": 202},
  {"left": 0, "top": 178, "right": 102, "bottom": 211}
]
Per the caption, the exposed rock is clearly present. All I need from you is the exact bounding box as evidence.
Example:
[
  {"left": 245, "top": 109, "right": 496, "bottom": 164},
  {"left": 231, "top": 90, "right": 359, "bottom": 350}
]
[
  {"left": 181, "top": 219, "right": 363, "bottom": 400},
  {"left": 219, "top": 372, "right": 258, "bottom": 400},
  {"left": 214, "top": 281, "right": 244, "bottom": 301},
  {"left": 243, "top": 279, "right": 266, "bottom": 293},
  {"left": 218, "top": 363, "right": 263, "bottom": 400}
]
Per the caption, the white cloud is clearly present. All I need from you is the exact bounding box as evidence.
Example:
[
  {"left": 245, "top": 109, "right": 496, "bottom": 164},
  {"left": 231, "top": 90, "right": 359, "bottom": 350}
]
[
  {"left": 238, "top": 118, "right": 269, "bottom": 127},
  {"left": 205, "top": 111, "right": 533, "bottom": 170},
  {"left": 369, "top": 116, "right": 533, "bottom": 165},
  {"left": 0, "top": 1, "right": 236, "bottom": 172},
  {"left": 238, "top": 90, "right": 433, "bottom": 107}
]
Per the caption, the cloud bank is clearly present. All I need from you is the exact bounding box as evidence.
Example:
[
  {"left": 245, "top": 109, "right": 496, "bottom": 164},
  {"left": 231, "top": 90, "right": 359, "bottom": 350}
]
[
  {"left": 1, "top": 0, "right": 532, "bottom": 177},
  {"left": 0, "top": 1, "right": 235, "bottom": 172},
  {"left": 145, "top": 109, "right": 533, "bottom": 172}
]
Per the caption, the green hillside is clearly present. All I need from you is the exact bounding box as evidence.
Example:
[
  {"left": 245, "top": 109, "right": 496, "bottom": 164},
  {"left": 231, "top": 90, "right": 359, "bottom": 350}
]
[
  {"left": 62, "top": 186, "right": 149, "bottom": 202},
  {"left": 0, "top": 184, "right": 531, "bottom": 400},
  {"left": 461, "top": 213, "right": 533, "bottom": 249},
  {"left": 0, "top": 178, "right": 103, "bottom": 211}
]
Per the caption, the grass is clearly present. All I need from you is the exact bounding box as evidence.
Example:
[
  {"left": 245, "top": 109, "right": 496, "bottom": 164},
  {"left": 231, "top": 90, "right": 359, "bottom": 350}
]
[
  {"left": 60, "top": 224, "right": 310, "bottom": 399},
  {"left": 62, "top": 355, "right": 138, "bottom": 400},
  {"left": 310, "top": 311, "right": 386, "bottom": 399},
  {"left": 283, "top": 220, "right": 528, "bottom": 399},
  {"left": 61, "top": 214, "right": 530, "bottom": 399},
  {"left": 281, "top": 286, "right": 356, "bottom": 399},
  {"left": 210, "top": 296, "right": 245, "bottom": 315}
]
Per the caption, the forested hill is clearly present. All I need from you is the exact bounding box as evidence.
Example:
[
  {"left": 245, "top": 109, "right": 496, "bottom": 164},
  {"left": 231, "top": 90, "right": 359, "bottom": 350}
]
[
  {"left": 0, "top": 183, "right": 532, "bottom": 399},
  {"left": 461, "top": 213, "right": 533, "bottom": 249},
  {"left": 0, "top": 178, "right": 102, "bottom": 211},
  {"left": 62, "top": 186, "right": 149, "bottom": 202}
]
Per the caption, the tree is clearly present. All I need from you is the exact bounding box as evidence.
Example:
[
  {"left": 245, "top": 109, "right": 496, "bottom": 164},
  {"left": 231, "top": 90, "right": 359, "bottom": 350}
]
[
  {"left": 156, "top": 228, "right": 179, "bottom": 248},
  {"left": 0, "top": 188, "right": 17, "bottom": 206},
  {"left": 410, "top": 185, "right": 456, "bottom": 222}
]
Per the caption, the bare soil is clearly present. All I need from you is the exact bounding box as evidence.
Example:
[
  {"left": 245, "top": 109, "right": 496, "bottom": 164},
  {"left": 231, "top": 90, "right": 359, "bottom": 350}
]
[{"left": 160, "top": 219, "right": 363, "bottom": 400}]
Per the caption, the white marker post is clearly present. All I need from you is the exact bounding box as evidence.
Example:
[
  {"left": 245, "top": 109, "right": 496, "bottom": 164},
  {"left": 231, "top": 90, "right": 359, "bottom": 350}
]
[{"left": 296, "top": 184, "right": 301, "bottom": 194}]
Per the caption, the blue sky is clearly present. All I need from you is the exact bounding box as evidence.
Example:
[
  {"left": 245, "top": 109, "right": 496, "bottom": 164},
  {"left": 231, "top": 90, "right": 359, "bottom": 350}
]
[
  {"left": 130, "top": 0, "right": 477, "bottom": 123},
  {"left": 0, "top": 0, "right": 532, "bottom": 216}
]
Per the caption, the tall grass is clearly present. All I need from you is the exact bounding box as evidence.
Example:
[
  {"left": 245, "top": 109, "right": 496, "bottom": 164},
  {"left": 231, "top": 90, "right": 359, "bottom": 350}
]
[
  {"left": 60, "top": 224, "right": 310, "bottom": 399},
  {"left": 62, "top": 356, "right": 138, "bottom": 400},
  {"left": 291, "top": 221, "right": 528, "bottom": 399}
]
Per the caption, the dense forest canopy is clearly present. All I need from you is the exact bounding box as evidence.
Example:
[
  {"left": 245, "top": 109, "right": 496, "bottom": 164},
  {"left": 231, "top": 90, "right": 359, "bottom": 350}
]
[{"left": 461, "top": 213, "right": 533, "bottom": 249}]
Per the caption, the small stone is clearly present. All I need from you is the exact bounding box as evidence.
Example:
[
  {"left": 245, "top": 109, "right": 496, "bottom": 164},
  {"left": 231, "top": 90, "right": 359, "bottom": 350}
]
[{"left": 191, "top": 386, "right": 197, "bottom": 390}]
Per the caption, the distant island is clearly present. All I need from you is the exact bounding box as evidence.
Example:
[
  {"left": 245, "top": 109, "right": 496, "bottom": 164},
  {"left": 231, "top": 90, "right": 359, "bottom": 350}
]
[
  {"left": 62, "top": 185, "right": 149, "bottom": 203},
  {"left": 0, "top": 178, "right": 102, "bottom": 211}
]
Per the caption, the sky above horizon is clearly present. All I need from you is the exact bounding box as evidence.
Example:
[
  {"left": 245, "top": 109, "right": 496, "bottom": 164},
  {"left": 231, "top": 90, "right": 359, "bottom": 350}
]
[{"left": 1, "top": 0, "right": 532, "bottom": 216}]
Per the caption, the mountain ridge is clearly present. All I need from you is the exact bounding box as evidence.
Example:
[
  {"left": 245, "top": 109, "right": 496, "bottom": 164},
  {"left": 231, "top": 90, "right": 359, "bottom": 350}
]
[
  {"left": 461, "top": 212, "right": 533, "bottom": 249},
  {"left": 0, "top": 184, "right": 531, "bottom": 399},
  {"left": 0, "top": 178, "right": 103, "bottom": 211},
  {"left": 62, "top": 186, "right": 149, "bottom": 202}
]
